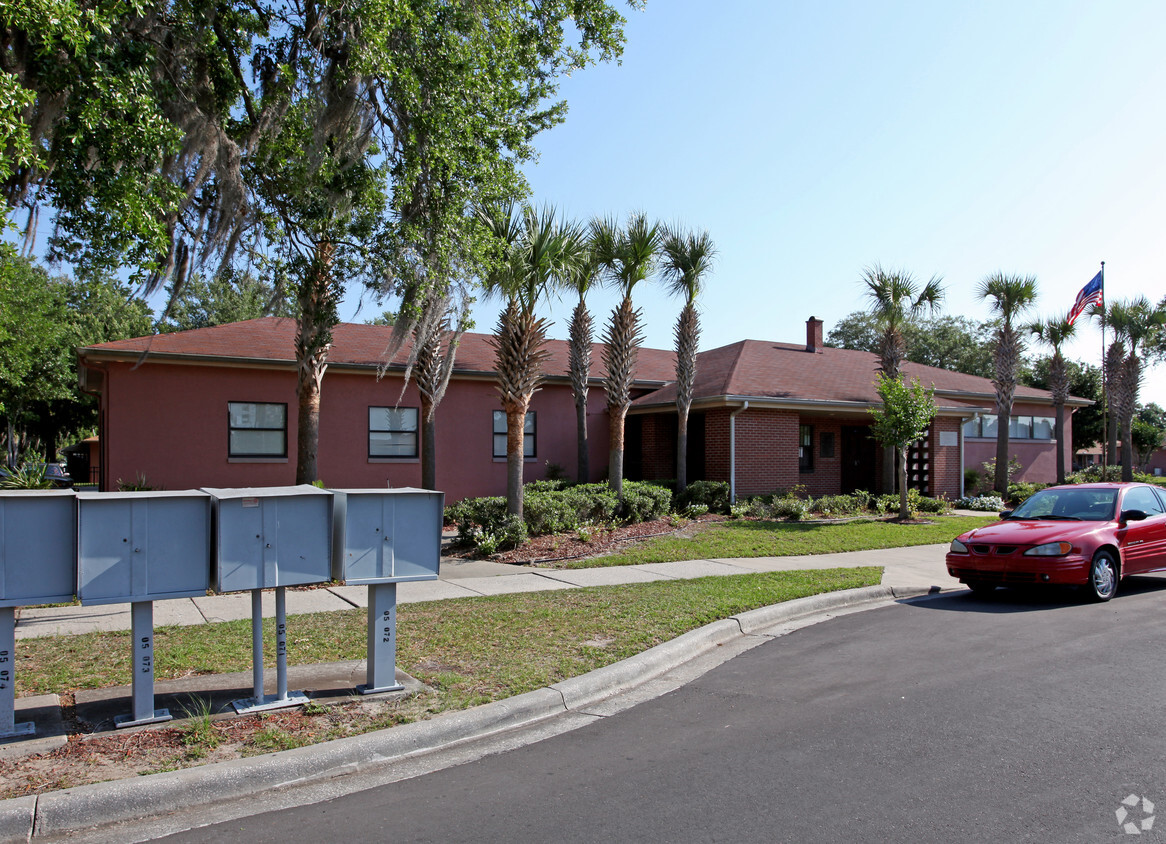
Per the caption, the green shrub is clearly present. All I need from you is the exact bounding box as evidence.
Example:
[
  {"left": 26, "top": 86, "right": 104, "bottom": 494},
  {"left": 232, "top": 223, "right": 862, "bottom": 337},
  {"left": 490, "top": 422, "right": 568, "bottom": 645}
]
[
  {"left": 560, "top": 483, "right": 620, "bottom": 524},
  {"left": 915, "top": 494, "right": 952, "bottom": 514},
  {"left": 522, "top": 489, "right": 580, "bottom": 536},
  {"left": 1007, "top": 482, "right": 1047, "bottom": 505},
  {"left": 875, "top": 494, "right": 900, "bottom": 514},
  {"left": 620, "top": 481, "right": 672, "bottom": 523},
  {"left": 851, "top": 489, "right": 874, "bottom": 512},
  {"left": 963, "top": 468, "right": 982, "bottom": 495},
  {"left": 772, "top": 496, "right": 808, "bottom": 521},
  {"left": 810, "top": 494, "right": 861, "bottom": 517},
  {"left": 675, "top": 480, "right": 730, "bottom": 514}
]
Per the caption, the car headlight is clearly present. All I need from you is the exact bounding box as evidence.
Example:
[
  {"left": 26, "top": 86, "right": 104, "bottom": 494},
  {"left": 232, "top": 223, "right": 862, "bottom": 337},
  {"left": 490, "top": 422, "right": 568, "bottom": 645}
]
[
  {"left": 950, "top": 538, "right": 969, "bottom": 554},
  {"left": 1024, "top": 541, "right": 1073, "bottom": 557}
]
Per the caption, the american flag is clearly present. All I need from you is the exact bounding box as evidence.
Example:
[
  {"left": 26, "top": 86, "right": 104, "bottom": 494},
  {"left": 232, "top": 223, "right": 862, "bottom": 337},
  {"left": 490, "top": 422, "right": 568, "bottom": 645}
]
[{"left": 1067, "top": 271, "right": 1103, "bottom": 325}]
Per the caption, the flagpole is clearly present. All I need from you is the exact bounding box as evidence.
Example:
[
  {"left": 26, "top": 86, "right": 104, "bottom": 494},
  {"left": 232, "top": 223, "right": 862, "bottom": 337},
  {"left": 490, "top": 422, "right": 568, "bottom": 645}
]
[{"left": 1100, "top": 260, "right": 1107, "bottom": 478}]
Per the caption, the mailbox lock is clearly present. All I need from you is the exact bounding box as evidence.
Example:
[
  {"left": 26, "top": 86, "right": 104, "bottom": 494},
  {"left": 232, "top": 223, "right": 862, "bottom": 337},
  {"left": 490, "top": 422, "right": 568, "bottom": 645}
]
[{"left": 265, "top": 543, "right": 272, "bottom": 548}]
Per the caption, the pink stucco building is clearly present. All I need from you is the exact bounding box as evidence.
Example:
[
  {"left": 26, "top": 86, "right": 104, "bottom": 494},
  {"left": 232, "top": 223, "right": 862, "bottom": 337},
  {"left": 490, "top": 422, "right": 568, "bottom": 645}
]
[{"left": 78, "top": 317, "right": 1087, "bottom": 501}]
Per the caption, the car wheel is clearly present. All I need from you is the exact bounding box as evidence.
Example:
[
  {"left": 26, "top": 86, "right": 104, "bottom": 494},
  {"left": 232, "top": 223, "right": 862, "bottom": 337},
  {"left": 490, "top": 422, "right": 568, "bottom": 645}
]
[
  {"left": 966, "top": 580, "right": 996, "bottom": 596},
  {"left": 1085, "top": 550, "right": 1119, "bottom": 602}
]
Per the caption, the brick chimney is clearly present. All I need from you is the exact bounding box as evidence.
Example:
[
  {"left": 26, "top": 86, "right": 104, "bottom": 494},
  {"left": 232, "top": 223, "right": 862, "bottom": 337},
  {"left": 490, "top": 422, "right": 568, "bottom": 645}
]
[{"left": 806, "top": 316, "right": 824, "bottom": 353}]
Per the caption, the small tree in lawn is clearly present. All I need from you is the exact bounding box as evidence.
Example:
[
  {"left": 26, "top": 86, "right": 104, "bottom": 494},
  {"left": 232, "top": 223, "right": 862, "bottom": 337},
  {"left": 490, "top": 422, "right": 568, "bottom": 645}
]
[{"left": 869, "top": 374, "right": 937, "bottom": 520}]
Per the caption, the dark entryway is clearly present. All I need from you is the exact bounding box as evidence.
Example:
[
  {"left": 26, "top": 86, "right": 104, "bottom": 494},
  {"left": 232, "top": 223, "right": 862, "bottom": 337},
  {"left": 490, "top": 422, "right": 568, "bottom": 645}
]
[{"left": 840, "top": 425, "right": 877, "bottom": 494}]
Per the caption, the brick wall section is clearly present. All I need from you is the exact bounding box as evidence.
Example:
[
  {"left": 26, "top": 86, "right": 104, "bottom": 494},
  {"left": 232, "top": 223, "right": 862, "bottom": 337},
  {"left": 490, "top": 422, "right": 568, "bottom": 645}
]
[
  {"left": 930, "top": 416, "right": 962, "bottom": 499},
  {"left": 796, "top": 415, "right": 844, "bottom": 496}
]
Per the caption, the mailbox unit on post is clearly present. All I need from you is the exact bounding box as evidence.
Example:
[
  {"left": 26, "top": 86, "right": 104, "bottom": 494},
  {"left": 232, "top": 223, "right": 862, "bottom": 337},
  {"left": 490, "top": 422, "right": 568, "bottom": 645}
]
[
  {"left": 331, "top": 488, "right": 443, "bottom": 694},
  {"left": 0, "top": 490, "right": 77, "bottom": 738},
  {"left": 76, "top": 490, "right": 212, "bottom": 727},
  {"left": 202, "top": 485, "right": 333, "bottom": 713}
]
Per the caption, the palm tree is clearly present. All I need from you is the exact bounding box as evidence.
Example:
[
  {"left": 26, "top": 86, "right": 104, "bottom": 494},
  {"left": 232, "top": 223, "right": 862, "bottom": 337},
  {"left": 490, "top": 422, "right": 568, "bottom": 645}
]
[
  {"left": 1028, "top": 314, "right": 1076, "bottom": 484},
  {"left": 562, "top": 232, "right": 600, "bottom": 483},
  {"left": 661, "top": 225, "right": 716, "bottom": 493},
  {"left": 481, "top": 204, "right": 580, "bottom": 517},
  {"left": 1107, "top": 297, "right": 1166, "bottom": 481},
  {"left": 591, "top": 212, "right": 662, "bottom": 498},
  {"left": 977, "top": 272, "right": 1039, "bottom": 495},
  {"left": 860, "top": 264, "right": 944, "bottom": 493}
]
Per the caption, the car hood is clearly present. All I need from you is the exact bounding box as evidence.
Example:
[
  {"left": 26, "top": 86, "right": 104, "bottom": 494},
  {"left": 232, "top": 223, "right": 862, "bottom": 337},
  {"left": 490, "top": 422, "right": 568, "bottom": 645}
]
[{"left": 960, "top": 520, "right": 1111, "bottom": 545}]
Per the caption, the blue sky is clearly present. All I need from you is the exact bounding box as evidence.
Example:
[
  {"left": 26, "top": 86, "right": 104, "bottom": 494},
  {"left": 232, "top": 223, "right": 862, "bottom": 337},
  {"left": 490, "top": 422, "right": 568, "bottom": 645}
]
[{"left": 348, "top": 0, "right": 1166, "bottom": 404}]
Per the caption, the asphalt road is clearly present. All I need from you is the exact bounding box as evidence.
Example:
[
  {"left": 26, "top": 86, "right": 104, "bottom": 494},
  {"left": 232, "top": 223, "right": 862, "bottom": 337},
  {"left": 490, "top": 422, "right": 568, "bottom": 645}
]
[{"left": 160, "top": 578, "right": 1166, "bottom": 843}]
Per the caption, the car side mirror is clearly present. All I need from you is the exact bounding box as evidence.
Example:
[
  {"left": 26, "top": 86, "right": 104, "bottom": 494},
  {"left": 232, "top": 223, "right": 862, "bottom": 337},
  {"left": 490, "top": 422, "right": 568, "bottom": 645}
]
[
  {"left": 1120, "top": 509, "right": 1148, "bottom": 523},
  {"left": 999, "top": 510, "right": 1013, "bottom": 519}
]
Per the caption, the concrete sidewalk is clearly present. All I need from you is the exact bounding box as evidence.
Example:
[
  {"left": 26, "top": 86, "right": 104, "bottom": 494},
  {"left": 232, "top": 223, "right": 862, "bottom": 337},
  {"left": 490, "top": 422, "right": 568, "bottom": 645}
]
[{"left": 13, "top": 543, "right": 957, "bottom": 639}]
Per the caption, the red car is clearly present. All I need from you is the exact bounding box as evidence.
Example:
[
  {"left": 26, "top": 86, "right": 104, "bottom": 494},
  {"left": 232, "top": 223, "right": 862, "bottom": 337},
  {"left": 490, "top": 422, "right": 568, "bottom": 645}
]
[{"left": 946, "top": 483, "right": 1166, "bottom": 601}]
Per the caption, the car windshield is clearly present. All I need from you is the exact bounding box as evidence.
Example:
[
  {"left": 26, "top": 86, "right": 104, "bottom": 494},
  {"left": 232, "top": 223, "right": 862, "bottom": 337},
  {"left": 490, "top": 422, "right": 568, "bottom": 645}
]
[{"left": 1008, "top": 488, "right": 1117, "bottom": 521}]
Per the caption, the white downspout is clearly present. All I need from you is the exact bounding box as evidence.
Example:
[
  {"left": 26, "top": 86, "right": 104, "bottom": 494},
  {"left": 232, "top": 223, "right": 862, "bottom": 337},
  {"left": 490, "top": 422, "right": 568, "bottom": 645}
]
[{"left": 729, "top": 401, "right": 749, "bottom": 504}]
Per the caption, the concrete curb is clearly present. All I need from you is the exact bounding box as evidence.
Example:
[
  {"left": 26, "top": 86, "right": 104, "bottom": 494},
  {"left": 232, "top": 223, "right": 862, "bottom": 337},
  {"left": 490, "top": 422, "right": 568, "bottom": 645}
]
[{"left": 2, "top": 584, "right": 924, "bottom": 842}]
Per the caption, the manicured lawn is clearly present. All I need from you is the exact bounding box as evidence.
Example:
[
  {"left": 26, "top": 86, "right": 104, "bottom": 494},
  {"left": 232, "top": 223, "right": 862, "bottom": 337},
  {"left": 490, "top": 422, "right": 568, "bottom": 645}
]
[
  {"left": 18, "top": 568, "right": 881, "bottom": 706},
  {"left": 559, "top": 515, "right": 996, "bottom": 568}
]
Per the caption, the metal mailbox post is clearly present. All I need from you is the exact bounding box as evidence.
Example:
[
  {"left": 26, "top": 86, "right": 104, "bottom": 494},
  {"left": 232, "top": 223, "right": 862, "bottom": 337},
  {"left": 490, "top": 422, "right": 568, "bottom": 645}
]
[
  {"left": 76, "top": 490, "right": 212, "bottom": 728},
  {"left": 0, "top": 490, "right": 77, "bottom": 738},
  {"left": 203, "top": 486, "right": 333, "bottom": 713},
  {"left": 331, "top": 488, "right": 444, "bottom": 694}
]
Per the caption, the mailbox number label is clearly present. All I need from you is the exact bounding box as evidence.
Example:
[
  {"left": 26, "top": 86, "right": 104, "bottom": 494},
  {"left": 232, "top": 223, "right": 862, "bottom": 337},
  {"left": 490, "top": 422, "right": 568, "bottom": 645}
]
[{"left": 140, "top": 636, "right": 153, "bottom": 675}]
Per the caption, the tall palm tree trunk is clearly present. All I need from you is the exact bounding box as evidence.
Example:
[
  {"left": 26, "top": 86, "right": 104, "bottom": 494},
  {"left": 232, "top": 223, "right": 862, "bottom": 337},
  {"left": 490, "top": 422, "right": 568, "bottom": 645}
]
[
  {"left": 603, "top": 297, "right": 641, "bottom": 499},
  {"left": 674, "top": 303, "right": 699, "bottom": 492},
  {"left": 506, "top": 403, "right": 529, "bottom": 516},
  {"left": 1118, "top": 354, "right": 1141, "bottom": 482},
  {"left": 491, "top": 303, "right": 550, "bottom": 518},
  {"left": 1050, "top": 353, "right": 1068, "bottom": 484},
  {"left": 1105, "top": 340, "right": 1124, "bottom": 468},
  {"left": 568, "top": 300, "right": 593, "bottom": 483},
  {"left": 420, "top": 396, "right": 437, "bottom": 490},
  {"left": 992, "top": 326, "right": 1021, "bottom": 496}
]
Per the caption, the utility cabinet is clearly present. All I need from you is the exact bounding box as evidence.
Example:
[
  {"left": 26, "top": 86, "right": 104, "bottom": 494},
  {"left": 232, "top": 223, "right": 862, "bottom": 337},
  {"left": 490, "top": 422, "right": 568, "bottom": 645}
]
[
  {"left": 331, "top": 488, "right": 444, "bottom": 584},
  {"left": 0, "top": 490, "right": 77, "bottom": 608},
  {"left": 76, "top": 490, "right": 211, "bottom": 604},
  {"left": 203, "top": 486, "right": 333, "bottom": 592}
]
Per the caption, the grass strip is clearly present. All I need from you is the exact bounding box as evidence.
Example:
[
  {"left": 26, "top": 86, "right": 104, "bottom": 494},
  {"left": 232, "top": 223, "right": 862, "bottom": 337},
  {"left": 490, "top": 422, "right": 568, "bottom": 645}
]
[
  {"left": 562, "top": 515, "right": 995, "bottom": 568},
  {"left": 17, "top": 568, "right": 882, "bottom": 707}
]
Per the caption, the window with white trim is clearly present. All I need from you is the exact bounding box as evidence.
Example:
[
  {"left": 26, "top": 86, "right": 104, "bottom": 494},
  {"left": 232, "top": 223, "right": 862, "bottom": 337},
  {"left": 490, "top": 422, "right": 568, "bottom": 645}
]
[
  {"left": 493, "top": 410, "right": 535, "bottom": 458},
  {"left": 228, "top": 402, "right": 287, "bottom": 457},
  {"left": 369, "top": 407, "right": 419, "bottom": 458}
]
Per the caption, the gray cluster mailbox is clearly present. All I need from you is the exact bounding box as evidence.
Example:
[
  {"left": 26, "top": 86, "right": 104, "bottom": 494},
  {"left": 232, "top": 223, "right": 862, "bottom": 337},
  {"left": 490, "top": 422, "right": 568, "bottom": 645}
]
[
  {"left": 204, "top": 486, "right": 333, "bottom": 592},
  {"left": 331, "top": 488, "right": 444, "bottom": 584},
  {"left": 76, "top": 490, "right": 212, "bottom": 727},
  {"left": 202, "top": 485, "right": 333, "bottom": 713},
  {"left": 76, "top": 491, "right": 211, "bottom": 605},
  {"left": 331, "top": 488, "right": 443, "bottom": 694},
  {"left": 0, "top": 490, "right": 77, "bottom": 738}
]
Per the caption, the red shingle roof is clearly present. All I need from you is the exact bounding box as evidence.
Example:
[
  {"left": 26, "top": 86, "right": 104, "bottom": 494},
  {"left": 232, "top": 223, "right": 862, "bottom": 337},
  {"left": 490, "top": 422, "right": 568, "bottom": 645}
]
[
  {"left": 82, "top": 318, "right": 1079, "bottom": 408},
  {"left": 631, "top": 340, "right": 1066, "bottom": 407},
  {"left": 80, "top": 317, "right": 679, "bottom": 384}
]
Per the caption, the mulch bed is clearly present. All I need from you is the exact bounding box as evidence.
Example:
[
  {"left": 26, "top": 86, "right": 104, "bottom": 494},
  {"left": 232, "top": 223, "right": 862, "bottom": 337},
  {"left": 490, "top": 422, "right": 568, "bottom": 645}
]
[{"left": 443, "top": 513, "right": 727, "bottom": 566}]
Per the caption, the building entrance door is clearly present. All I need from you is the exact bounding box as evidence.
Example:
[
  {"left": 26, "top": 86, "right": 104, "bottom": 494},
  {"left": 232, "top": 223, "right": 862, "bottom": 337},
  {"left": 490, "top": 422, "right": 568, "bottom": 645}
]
[{"left": 841, "top": 425, "right": 877, "bottom": 494}]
